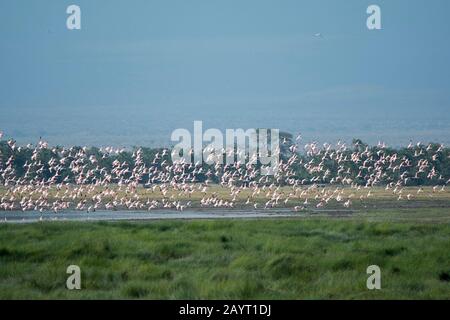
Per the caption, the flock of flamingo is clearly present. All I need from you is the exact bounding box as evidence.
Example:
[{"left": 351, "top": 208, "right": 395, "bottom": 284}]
[{"left": 0, "top": 129, "right": 449, "bottom": 215}]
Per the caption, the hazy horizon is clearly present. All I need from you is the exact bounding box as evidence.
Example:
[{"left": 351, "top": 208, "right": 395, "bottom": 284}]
[{"left": 1, "top": 0, "right": 449, "bottom": 147}]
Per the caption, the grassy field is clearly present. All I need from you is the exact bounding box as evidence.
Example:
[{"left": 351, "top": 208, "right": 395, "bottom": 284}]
[{"left": 0, "top": 208, "right": 449, "bottom": 299}]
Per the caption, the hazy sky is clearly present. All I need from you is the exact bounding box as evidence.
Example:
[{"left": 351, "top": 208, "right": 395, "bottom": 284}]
[{"left": 1, "top": 0, "right": 449, "bottom": 146}]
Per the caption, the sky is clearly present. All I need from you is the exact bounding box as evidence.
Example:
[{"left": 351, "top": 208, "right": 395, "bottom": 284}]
[{"left": 1, "top": 0, "right": 449, "bottom": 146}]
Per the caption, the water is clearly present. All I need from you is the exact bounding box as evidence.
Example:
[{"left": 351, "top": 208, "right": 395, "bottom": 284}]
[
  {"left": 0, "top": 208, "right": 354, "bottom": 223},
  {"left": 2, "top": 105, "right": 450, "bottom": 148},
  {"left": 0, "top": 209, "right": 298, "bottom": 223}
]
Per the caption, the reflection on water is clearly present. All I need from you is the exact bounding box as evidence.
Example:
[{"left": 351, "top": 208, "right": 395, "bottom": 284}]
[{"left": 1, "top": 210, "right": 304, "bottom": 223}]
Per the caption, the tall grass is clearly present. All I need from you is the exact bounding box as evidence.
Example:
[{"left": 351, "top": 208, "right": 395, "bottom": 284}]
[{"left": 0, "top": 215, "right": 449, "bottom": 299}]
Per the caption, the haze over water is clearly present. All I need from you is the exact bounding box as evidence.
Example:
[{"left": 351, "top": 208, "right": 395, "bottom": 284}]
[
  {"left": 1, "top": 1, "right": 449, "bottom": 147},
  {"left": 3, "top": 105, "right": 450, "bottom": 148}
]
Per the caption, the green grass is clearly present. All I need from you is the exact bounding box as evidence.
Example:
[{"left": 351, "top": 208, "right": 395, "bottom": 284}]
[{"left": 0, "top": 210, "right": 449, "bottom": 299}]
